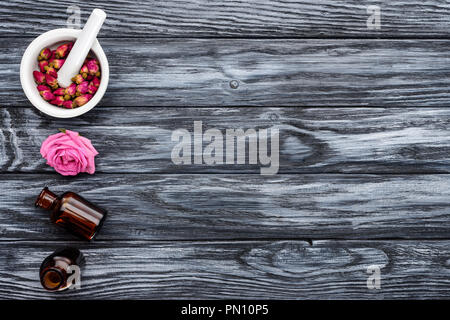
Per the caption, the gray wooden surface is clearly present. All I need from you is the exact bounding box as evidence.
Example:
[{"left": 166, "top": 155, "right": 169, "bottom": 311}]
[
  {"left": 1, "top": 174, "right": 450, "bottom": 240},
  {"left": 4, "top": 0, "right": 450, "bottom": 38},
  {"left": 0, "top": 0, "right": 449, "bottom": 300},
  {"left": 5, "top": 39, "right": 450, "bottom": 106},
  {"left": 1, "top": 240, "right": 449, "bottom": 299},
  {"left": 1, "top": 107, "right": 449, "bottom": 174}
]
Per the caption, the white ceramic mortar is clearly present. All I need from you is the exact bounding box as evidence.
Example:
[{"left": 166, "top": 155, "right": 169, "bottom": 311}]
[{"left": 20, "top": 28, "right": 109, "bottom": 118}]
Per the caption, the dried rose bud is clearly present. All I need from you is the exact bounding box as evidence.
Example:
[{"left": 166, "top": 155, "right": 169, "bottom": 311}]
[
  {"left": 91, "top": 76, "right": 100, "bottom": 87},
  {"left": 55, "top": 43, "right": 71, "bottom": 59},
  {"left": 37, "top": 84, "right": 50, "bottom": 92},
  {"left": 62, "top": 100, "right": 74, "bottom": 109},
  {"left": 48, "top": 51, "right": 56, "bottom": 65},
  {"left": 76, "top": 81, "right": 89, "bottom": 94},
  {"left": 87, "top": 82, "right": 98, "bottom": 94},
  {"left": 87, "top": 59, "right": 99, "bottom": 75},
  {"left": 53, "top": 88, "right": 65, "bottom": 96},
  {"left": 38, "top": 48, "right": 51, "bottom": 61},
  {"left": 63, "top": 94, "right": 71, "bottom": 101},
  {"left": 45, "top": 67, "right": 58, "bottom": 78},
  {"left": 71, "top": 74, "right": 84, "bottom": 84},
  {"left": 38, "top": 60, "right": 49, "bottom": 73},
  {"left": 80, "top": 64, "right": 88, "bottom": 74},
  {"left": 84, "top": 58, "right": 96, "bottom": 65},
  {"left": 50, "top": 96, "right": 65, "bottom": 106},
  {"left": 50, "top": 59, "right": 65, "bottom": 69},
  {"left": 86, "top": 74, "right": 93, "bottom": 81},
  {"left": 65, "top": 83, "right": 77, "bottom": 96},
  {"left": 73, "top": 94, "right": 92, "bottom": 107},
  {"left": 40, "top": 90, "right": 55, "bottom": 101},
  {"left": 45, "top": 74, "right": 58, "bottom": 89},
  {"left": 33, "top": 71, "right": 45, "bottom": 84}
]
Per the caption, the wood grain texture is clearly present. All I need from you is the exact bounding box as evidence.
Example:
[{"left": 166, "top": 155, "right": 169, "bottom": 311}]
[
  {"left": 2, "top": 0, "right": 450, "bottom": 38},
  {"left": 0, "top": 240, "right": 449, "bottom": 299},
  {"left": 0, "top": 174, "right": 449, "bottom": 240},
  {"left": 1, "top": 107, "right": 449, "bottom": 174},
  {"left": 2, "top": 0, "right": 450, "bottom": 300},
  {"left": 5, "top": 38, "right": 450, "bottom": 107}
]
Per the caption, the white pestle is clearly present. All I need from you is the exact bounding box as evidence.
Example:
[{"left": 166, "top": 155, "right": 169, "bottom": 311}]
[{"left": 57, "top": 9, "right": 106, "bottom": 88}]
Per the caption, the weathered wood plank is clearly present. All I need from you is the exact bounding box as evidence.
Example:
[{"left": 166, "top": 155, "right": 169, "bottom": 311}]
[
  {"left": 0, "top": 240, "right": 449, "bottom": 299},
  {"left": 1, "top": 107, "right": 449, "bottom": 174},
  {"left": 0, "top": 174, "right": 449, "bottom": 240},
  {"left": 3, "top": 0, "right": 450, "bottom": 38},
  {"left": 5, "top": 39, "right": 450, "bottom": 107}
]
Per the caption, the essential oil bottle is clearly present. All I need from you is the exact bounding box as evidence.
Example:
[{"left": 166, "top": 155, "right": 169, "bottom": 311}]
[
  {"left": 35, "top": 187, "right": 107, "bottom": 241},
  {"left": 39, "top": 247, "right": 85, "bottom": 291}
]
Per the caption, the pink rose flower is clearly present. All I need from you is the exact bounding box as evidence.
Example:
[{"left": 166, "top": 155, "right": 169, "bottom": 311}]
[{"left": 40, "top": 129, "right": 99, "bottom": 176}]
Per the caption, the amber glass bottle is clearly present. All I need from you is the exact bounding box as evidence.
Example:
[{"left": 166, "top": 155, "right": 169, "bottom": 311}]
[
  {"left": 40, "top": 247, "right": 85, "bottom": 291},
  {"left": 35, "top": 187, "right": 107, "bottom": 241}
]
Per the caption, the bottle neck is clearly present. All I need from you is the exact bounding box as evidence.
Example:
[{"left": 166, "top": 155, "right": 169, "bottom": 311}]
[
  {"left": 41, "top": 266, "right": 66, "bottom": 291},
  {"left": 35, "top": 187, "right": 59, "bottom": 210},
  {"left": 40, "top": 251, "right": 76, "bottom": 291}
]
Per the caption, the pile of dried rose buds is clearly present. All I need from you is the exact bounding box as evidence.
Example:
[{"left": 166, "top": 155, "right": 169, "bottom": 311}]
[{"left": 33, "top": 42, "right": 101, "bottom": 109}]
